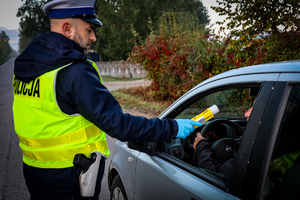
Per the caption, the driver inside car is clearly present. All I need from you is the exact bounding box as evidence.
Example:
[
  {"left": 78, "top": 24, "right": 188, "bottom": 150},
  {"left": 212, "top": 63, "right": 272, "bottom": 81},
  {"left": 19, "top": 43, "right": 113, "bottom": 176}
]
[
  {"left": 192, "top": 105, "right": 254, "bottom": 177},
  {"left": 193, "top": 96, "right": 300, "bottom": 181}
]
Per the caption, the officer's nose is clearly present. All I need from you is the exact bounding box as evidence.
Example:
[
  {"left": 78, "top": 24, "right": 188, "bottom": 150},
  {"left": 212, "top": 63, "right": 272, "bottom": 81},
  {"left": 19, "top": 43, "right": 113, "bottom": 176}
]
[{"left": 90, "top": 31, "right": 96, "bottom": 42}]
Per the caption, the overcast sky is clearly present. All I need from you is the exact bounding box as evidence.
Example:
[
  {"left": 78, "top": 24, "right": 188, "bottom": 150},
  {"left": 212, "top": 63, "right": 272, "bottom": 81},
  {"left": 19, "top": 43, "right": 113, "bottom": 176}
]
[
  {"left": 202, "top": 0, "right": 227, "bottom": 32},
  {"left": 0, "top": 0, "right": 226, "bottom": 31},
  {"left": 0, "top": 0, "right": 23, "bottom": 30}
]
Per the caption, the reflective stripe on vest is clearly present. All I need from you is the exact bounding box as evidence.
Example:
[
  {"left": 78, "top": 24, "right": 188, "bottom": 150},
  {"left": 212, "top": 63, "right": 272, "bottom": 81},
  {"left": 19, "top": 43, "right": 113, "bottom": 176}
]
[
  {"left": 13, "top": 61, "right": 110, "bottom": 168},
  {"left": 21, "top": 139, "right": 108, "bottom": 162}
]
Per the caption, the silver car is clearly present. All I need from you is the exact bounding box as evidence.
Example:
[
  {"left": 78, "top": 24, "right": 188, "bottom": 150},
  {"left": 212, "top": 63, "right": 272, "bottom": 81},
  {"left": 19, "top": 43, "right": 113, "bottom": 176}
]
[{"left": 108, "top": 60, "right": 300, "bottom": 200}]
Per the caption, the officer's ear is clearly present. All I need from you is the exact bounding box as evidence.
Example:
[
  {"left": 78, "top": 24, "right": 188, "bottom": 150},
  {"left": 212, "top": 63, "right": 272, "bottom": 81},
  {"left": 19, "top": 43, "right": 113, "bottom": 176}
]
[{"left": 62, "top": 22, "right": 72, "bottom": 39}]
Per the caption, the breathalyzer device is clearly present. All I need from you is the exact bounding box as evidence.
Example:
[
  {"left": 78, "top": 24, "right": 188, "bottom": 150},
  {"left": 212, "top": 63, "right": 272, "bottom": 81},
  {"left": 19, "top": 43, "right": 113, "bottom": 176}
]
[{"left": 191, "top": 105, "right": 219, "bottom": 124}]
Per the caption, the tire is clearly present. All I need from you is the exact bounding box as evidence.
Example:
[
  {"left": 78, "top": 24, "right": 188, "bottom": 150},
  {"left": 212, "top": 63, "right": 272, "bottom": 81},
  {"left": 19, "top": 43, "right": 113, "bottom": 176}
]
[{"left": 110, "top": 175, "right": 128, "bottom": 200}]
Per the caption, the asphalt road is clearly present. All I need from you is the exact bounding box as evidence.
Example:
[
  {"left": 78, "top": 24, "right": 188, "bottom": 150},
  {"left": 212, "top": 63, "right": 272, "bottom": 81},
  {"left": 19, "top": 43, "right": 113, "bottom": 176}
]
[
  {"left": 0, "top": 58, "right": 149, "bottom": 200},
  {"left": 0, "top": 58, "right": 28, "bottom": 200}
]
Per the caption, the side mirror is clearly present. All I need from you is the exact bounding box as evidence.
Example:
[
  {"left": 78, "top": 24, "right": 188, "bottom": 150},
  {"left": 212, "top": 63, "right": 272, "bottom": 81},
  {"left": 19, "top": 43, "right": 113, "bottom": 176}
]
[{"left": 127, "top": 141, "right": 158, "bottom": 156}]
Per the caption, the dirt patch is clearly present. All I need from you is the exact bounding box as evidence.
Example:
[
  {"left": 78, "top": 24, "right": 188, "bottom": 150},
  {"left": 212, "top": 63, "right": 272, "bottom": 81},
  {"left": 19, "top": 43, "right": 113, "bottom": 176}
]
[
  {"left": 104, "top": 79, "right": 156, "bottom": 118},
  {"left": 122, "top": 107, "right": 155, "bottom": 118}
]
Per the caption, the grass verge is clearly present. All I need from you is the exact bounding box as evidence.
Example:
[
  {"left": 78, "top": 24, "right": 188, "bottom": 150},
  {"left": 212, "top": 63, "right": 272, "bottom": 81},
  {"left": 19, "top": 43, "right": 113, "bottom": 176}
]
[{"left": 111, "top": 88, "right": 170, "bottom": 117}]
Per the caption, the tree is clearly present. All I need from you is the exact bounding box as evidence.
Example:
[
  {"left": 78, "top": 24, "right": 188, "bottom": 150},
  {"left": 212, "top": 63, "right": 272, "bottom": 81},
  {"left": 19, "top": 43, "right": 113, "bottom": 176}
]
[
  {"left": 17, "top": 0, "right": 51, "bottom": 53},
  {"left": 0, "top": 31, "right": 10, "bottom": 44},
  {"left": 0, "top": 38, "right": 18, "bottom": 65},
  {"left": 212, "top": 0, "right": 300, "bottom": 42},
  {"left": 95, "top": 0, "right": 210, "bottom": 61},
  {"left": 95, "top": 0, "right": 136, "bottom": 61},
  {"left": 210, "top": 0, "right": 300, "bottom": 66},
  {"left": 127, "top": 11, "right": 211, "bottom": 101}
]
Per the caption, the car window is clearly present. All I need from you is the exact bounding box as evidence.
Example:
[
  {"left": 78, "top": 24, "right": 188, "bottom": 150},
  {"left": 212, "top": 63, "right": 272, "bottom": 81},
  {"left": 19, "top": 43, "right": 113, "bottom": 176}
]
[
  {"left": 262, "top": 84, "right": 300, "bottom": 200},
  {"left": 162, "top": 86, "right": 259, "bottom": 188},
  {"left": 175, "top": 88, "right": 256, "bottom": 120}
]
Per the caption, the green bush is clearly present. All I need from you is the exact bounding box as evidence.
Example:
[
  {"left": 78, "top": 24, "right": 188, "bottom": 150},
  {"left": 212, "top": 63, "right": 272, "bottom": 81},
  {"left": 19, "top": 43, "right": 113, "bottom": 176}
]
[
  {"left": 0, "top": 40, "right": 11, "bottom": 65},
  {"left": 128, "top": 17, "right": 300, "bottom": 102},
  {"left": 262, "top": 31, "right": 300, "bottom": 63}
]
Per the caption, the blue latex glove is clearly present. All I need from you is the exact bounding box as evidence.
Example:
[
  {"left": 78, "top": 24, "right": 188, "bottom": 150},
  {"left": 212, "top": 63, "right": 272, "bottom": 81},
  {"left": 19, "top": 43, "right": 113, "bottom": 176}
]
[{"left": 175, "top": 119, "right": 202, "bottom": 139}]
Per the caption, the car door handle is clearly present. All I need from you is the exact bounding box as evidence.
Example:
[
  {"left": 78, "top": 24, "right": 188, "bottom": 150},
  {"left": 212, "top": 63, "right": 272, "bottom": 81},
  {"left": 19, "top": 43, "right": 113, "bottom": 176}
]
[{"left": 128, "top": 157, "right": 133, "bottom": 163}]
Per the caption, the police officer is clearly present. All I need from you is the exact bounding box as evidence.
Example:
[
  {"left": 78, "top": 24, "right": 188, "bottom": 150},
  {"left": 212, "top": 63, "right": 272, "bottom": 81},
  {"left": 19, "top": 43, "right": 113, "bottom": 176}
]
[{"left": 13, "top": 0, "right": 201, "bottom": 199}]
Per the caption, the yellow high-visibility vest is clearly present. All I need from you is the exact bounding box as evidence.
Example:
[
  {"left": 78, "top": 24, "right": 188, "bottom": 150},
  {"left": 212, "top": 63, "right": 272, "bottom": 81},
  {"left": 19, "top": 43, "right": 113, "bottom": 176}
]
[{"left": 13, "top": 61, "right": 110, "bottom": 168}]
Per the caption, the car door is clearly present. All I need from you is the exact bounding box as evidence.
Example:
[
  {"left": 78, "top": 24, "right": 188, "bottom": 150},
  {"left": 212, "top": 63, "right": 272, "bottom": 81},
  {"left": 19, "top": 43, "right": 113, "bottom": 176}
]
[
  {"left": 133, "top": 73, "right": 278, "bottom": 200},
  {"left": 134, "top": 152, "right": 236, "bottom": 200},
  {"left": 234, "top": 74, "right": 300, "bottom": 200}
]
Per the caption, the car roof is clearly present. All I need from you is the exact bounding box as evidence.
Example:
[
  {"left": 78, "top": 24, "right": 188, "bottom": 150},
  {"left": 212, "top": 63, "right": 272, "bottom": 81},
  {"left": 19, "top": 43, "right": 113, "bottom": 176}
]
[{"left": 196, "top": 60, "right": 300, "bottom": 88}]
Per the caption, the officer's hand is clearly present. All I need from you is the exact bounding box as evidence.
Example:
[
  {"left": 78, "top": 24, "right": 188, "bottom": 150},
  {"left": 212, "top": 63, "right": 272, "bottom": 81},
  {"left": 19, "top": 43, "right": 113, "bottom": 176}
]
[{"left": 175, "top": 119, "right": 202, "bottom": 139}]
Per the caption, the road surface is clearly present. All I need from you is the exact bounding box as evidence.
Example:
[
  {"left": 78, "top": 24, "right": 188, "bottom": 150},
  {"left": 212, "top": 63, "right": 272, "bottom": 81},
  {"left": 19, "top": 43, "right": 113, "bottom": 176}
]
[{"left": 0, "top": 58, "right": 151, "bottom": 200}]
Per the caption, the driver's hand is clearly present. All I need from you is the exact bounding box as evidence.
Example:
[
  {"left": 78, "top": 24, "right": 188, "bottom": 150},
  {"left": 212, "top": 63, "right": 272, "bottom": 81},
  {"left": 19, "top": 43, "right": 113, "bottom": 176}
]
[{"left": 193, "top": 132, "right": 205, "bottom": 149}]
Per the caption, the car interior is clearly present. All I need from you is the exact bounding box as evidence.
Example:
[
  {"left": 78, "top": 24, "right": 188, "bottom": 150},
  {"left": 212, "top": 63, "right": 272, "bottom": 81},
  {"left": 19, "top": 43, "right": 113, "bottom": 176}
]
[
  {"left": 159, "top": 84, "right": 300, "bottom": 199},
  {"left": 162, "top": 86, "right": 259, "bottom": 183}
]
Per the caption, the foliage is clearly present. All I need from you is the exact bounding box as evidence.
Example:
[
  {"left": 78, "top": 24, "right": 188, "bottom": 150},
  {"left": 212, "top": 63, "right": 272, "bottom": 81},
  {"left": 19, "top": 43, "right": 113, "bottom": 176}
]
[
  {"left": 262, "top": 31, "right": 300, "bottom": 62},
  {"left": 128, "top": 7, "right": 300, "bottom": 102},
  {"left": 0, "top": 31, "right": 10, "bottom": 44},
  {"left": 0, "top": 31, "right": 18, "bottom": 64},
  {"left": 17, "top": 0, "right": 51, "bottom": 53},
  {"left": 0, "top": 40, "right": 17, "bottom": 66},
  {"left": 208, "top": 0, "right": 300, "bottom": 72},
  {"left": 211, "top": 0, "right": 300, "bottom": 47},
  {"left": 0, "top": 40, "right": 10, "bottom": 65},
  {"left": 95, "top": 0, "right": 210, "bottom": 61},
  {"left": 15, "top": 0, "right": 210, "bottom": 59},
  {"left": 192, "top": 30, "right": 300, "bottom": 74},
  {"left": 128, "top": 12, "right": 209, "bottom": 100},
  {"left": 95, "top": 0, "right": 135, "bottom": 61}
]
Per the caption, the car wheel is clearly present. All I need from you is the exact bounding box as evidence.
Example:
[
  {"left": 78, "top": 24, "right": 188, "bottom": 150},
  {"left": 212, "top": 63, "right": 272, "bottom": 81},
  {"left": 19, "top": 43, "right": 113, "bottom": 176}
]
[{"left": 110, "top": 175, "right": 128, "bottom": 200}]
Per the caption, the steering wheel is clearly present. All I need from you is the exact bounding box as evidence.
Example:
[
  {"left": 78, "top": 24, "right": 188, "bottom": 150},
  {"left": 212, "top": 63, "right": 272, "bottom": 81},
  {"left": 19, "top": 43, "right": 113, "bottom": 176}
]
[{"left": 190, "top": 119, "right": 244, "bottom": 163}]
